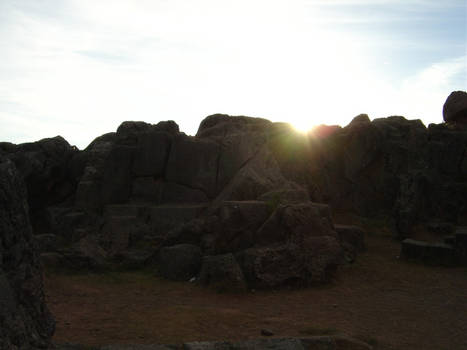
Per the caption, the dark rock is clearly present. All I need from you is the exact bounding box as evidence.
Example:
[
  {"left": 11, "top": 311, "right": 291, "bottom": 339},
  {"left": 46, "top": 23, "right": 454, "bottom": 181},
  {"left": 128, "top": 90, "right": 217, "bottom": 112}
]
[
  {"left": 258, "top": 187, "right": 310, "bottom": 205},
  {"left": 131, "top": 179, "right": 209, "bottom": 204},
  {"left": 198, "top": 253, "right": 247, "bottom": 292},
  {"left": 100, "top": 145, "right": 136, "bottom": 204},
  {"left": 158, "top": 182, "right": 209, "bottom": 204},
  {"left": 400, "top": 239, "right": 457, "bottom": 266},
  {"left": 444, "top": 235, "right": 456, "bottom": 245},
  {"left": 104, "top": 204, "right": 145, "bottom": 217},
  {"left": 99, "top": 215, "right": 136, "bottom": 256},
  {"left": 3, "top": 136, "right": 79, "bottom": 233},
  {"left": 166, "top": 135, "right": 220, "bottom": 198},
  {"left": 100, "top": 345, "right": 178, "bottom": 350},
  {"left": 158, "top": 244, "right": 202, "bottom": 281},
  {"left": 334, "top": 225, "right": 366, "bottom": 263},
  {"left": 208, "top": 201, "right": 271, "bottom": 254},
  {"left": 0, "top": 157, "right": 55, "bottom": 349},
  {"left": 184, "top": 338, "right": 306, "bottom": 350},
  {"left": 40, "top": 252, "right": 64, "bottom": 269},
  {"left": 214, "top": 146, "right": 289, "bottom": 202},
  {"left": 113, "top": 249, "right": 156, "bottom": 270},
  {"left": 56, "top": 336, "right": 372, "bottom": 350},
  {"left": 427, "top": 222, "right": 455, "bottom": 235},
  {"left": 133, "top": 131, "right": 171, "bottom": 177},
  {"left": 164, "top": 217, "right": 213, "bottom": 247},
  {"left": 237, "top": 236, "right": 342, "bottom": 288},
  {"left": 330, "top": 335, "right": 374, "bottom": 350},
  {"left": 196, "top": 114, "right": 271, "bottom": 139},
  {"left": 34, "top": 233, "right": 61, "bottom": 252},
  {"left": 261, "top": 329, "right": 274, "bottom": 336},
  {"left": 310, "top": 124, "right": 342, "bottom": 139},
  {"left": 254, "top": 202, "right": 337, "bottom": 247},
  {"left": 116, "top": 121, "right": 152, "bottom": 144},
  {"left": 454, "top": 227, "right": 467, "bottom": 264},
  {"left": 349, "top": 113, "right": 371, "bottom": 126},
  {"left": 70, "top": 235, "right": 108, "bottom": 269},
  {"left": 443, "top": 91, "right": 467, "bottom": 125},
  {"left": 149, "top": 204, "right": 207, "bottom": 235}
]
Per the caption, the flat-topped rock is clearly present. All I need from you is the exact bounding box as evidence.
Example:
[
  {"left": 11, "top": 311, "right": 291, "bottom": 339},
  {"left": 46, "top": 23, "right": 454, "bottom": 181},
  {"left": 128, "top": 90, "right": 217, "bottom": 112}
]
[{"left": 401, "top": 239, "right": 457, "bottom": 266}]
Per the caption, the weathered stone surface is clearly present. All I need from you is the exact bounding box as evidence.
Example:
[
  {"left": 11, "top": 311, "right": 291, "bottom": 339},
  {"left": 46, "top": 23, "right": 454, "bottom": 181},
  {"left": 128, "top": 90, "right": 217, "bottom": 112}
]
[
  {"left": 133, "top": 131, "right": 171, "bottom": 177},
  {"left": 99, "top": 215, "right": 136, "bottom": 255},
  {"left": 100, "top": 145, "right": 136, "bottom": 204},
  {"left": 334, "top": 225, "right": 366, "bottom": 262},
  {"left": 2, "top": 136, "right": 79, "bottom": 234},
  {"left": 184, "top": 338, "right": 305, "bottom": 350},
  {"left": 0, "top": 157, "right": 55, "bottom": 349},
  {"left": 40, "top": 252, "right": 65, "bottom": 269},
  {"left": 443, "top": 90, "right": 467, "bottom": 124},
  {"left": 237, "top": 236, "right": 342, "bottom": 288},
  {"left": 196, "top": 113, "right": 272, "bottom": 139},
  {"left": 149, "top": 204, "right": 208, "bottom": 235},
  {"left": 214, "top": 146, "right": 288, "bottom": 202},
  {"left": 208, "top": 201, "right": 271, "bottom": 254},
  {"left": 454, "top": 227, "right": 467, "bottom": 263},
  {"left": 427, "top": 222, "right": 455, "bottom": 235},
  {"left": 131, "top": 179, "right": 209, "bottom": 204},
  {"left": 400, "top": 239, "right": 457, "bottom": 266},
  {"left": 258, "top": 187, "right": 310, "bottom": 205},
  {"left": 158, "top": 244, "right": 202, "bottom": 281},
  {"left": 34, "top": 233, "right": 61, "bottom": 252},
  {"left": 254, "top": 203, "right": 338, "bottom": 247},
  {"left": 70, "top": 235, "right": 108, "bottom": 268},
  {"left": 166, "top": 135, "right": 220, "bottom": 198},
  {"left": 100, "top": 344, "right": 178, "bottom": 350},
  {"left": 55, "top": 335, "right": 372, "bottom": 350},
  {"left": 198, "top": 253, "right": 247, "bottom": 292}
]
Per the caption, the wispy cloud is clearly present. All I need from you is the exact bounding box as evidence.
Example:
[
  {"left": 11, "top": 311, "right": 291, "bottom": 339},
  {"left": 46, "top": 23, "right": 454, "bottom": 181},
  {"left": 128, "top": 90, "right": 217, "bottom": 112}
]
[{"left": 0, "top": 0, "right": 465, "bottom": 148}]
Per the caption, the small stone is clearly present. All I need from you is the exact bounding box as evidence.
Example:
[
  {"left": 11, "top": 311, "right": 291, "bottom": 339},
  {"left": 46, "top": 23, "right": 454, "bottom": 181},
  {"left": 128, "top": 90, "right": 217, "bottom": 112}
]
[{"left": 261, "top": 329, "right": 274, "bottom": 336}]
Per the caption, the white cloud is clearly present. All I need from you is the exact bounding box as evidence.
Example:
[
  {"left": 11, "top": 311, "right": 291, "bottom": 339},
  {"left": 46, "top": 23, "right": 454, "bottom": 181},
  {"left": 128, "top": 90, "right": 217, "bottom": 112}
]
[{"left": 0, "top": 1, "right": 465, "bottom": 148}]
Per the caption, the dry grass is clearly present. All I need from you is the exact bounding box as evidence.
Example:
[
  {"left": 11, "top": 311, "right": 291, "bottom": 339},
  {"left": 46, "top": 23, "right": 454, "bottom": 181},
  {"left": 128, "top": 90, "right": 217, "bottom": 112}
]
[{"left": 45, "top": 222, "right": 467, "bottom": 350}]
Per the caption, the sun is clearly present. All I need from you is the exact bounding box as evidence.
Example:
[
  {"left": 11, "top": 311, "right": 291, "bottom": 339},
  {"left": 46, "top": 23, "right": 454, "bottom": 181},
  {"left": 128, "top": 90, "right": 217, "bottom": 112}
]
[{"left": 291, "top": 118, "right": 314, "bottom": 134}]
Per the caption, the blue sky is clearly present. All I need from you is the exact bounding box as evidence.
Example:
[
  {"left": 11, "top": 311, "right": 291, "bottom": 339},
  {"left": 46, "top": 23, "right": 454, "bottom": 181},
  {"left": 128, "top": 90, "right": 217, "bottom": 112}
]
[{"left": 1, "top": 0, "right": 465, "bottom": 149}]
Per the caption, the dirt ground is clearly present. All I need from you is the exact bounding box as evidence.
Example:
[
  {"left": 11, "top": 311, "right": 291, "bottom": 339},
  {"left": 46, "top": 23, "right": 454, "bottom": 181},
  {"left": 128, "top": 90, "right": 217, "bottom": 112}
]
[{"left": 45, "top": 225, "right": 467, "bottom": 350}]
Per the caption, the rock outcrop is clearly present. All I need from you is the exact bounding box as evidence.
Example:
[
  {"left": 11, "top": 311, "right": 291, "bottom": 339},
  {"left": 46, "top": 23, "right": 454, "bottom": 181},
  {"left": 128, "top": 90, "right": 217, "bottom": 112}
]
[
  {"left": 0, "top": 157, "right": 55, "bottom": 349},
  {"left": 3, "top": 91, "right": 467, "bottom": 289},
  {"left": 443, "top": 90, "right": 467, "bottom": 125},
  {"left": 54, "top": 335, "right": 373, "bottom": 350}
]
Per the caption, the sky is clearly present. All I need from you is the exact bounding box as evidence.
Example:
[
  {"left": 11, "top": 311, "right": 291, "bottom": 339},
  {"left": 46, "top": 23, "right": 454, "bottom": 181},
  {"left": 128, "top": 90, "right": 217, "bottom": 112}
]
[{"left": 0, "top": 0, "right": 466, "bottom": 149}]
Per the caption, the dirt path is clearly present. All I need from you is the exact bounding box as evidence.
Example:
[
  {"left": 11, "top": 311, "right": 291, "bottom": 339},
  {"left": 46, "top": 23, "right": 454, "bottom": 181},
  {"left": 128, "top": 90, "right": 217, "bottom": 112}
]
[{"left": 45, "top": 233, "right": 467, "bottom": 350}]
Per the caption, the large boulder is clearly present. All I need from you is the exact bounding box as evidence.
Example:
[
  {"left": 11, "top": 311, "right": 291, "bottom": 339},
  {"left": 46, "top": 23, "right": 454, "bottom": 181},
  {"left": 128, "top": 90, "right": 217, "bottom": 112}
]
[
  {"left": 0, "top": 157, "right": 55, "bottom": 349},
  {"left": 237, "top": 236, "right": 342, "bottom": 288},
  {"left": 334, "top": 225, "right": 366, "bottom": 262},
  {"left": 443, "top": 91, "right": 467, "bottom": 125},
  {"left": 198, "top": 253, "right": 247, "bottom": 292},
  {"left": 165, "top": 135, "right": 220, "bottom": 199},
  {"left": 236, "top": 202, "right": 343, "bottom": 288},
  {"left": 158, "top": 244, "right": 202, "bottom": 281},
  {"left": 400, "top": 239, "right": 457, "bottom": 266},
  {"left": 2, "top": 136, "right": 79, "bottom": 233}
]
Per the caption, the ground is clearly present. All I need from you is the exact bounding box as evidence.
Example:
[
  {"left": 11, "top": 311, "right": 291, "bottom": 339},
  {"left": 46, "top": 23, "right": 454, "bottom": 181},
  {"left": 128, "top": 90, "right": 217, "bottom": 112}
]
[{"left": 44, "top": 219, "right": 467, "bottom": 350}]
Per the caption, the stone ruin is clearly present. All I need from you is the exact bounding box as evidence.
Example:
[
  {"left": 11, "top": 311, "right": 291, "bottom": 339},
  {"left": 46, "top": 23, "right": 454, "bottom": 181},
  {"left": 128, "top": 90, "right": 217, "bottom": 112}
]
[{"left": 0, "top": 91, "right": 466, "bottom": 348}]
